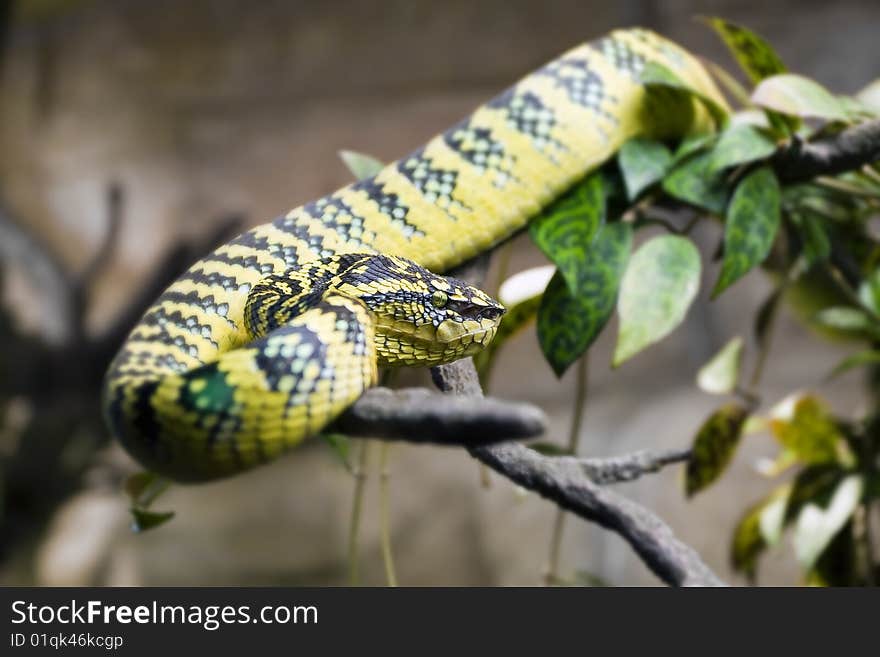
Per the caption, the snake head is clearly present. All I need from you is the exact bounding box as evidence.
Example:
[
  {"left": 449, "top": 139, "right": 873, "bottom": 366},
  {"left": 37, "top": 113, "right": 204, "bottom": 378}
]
[{"left": 332, "top": 254, "right": 506, "bottom": 367}]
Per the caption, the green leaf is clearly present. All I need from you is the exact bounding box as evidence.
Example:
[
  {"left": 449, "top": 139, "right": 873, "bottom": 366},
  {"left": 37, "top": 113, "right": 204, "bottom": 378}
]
[
  {"left": 537, "top": 223, "right": 632, "bottom": 376},
  {"left": 640, "top": 62, "right": 728, "bottom": 127},
  {"left": 662, "top": 151, "right": 730, "bottom": 214},
  {"left": 528, "top": 441, "right": 574, "bottom": 457},
  {"left": 673, "top": 133, "right": 716, "bottom": 162},
  {"left": 738, "top": 465, "right": 844, "bottom": 574},
  {"left": 838, "top": 95, "right": 878, "bottom": 121},
  {"left": 755, "top": 449, "right": 799, "bottom": 478},
  {"left": 752, "top": 74, "right": 850, "bottom": 123},
  {"left": 124, "top": 471, "right": 169, "bottom": 509},
  {"left": 789, "top": 211, "right": 831, "bottom": 266},
  {"left": 476, "top": 266, "right": 555, "bottom": 387},
  {"left": 497, "top": 265, "right": 555, "bottom": 306},
  {"left": 613, "top": 235, "right": 701, "bottom": 366},
  {"left": 813, "top": 306, "right": 878, "bottom": 335},
  {"left": 794, "top": 475, "right": 863, "bottom": 569},
  {"left": 570, "top": 570, "right": 609, "bottom": 587},
  {"left": 130, "top": 508, "right": 176, "bottom": 533},
  {"left": 857, "top": 79, "right": 880, "bottom": 113},
  {"left": 696, "top": 336, "right": 743, "bottom": 395},
  {"left": 806, "top": 519, "right": 859, "bottom": 586},
  {"left": 826, "top": 350, "right": 880, "bottom": 380},
  {"left": 858, "top": 267, "right": 880, "bottom": 315},
  {"left": 703, "top": 17, "right": 786, "bottom": 84},
  {"left": 709, "top": 124, "right": 777, "bottom": 172},
  {"left": 712, "top": 167, "right": 781, "bottom": 297},
  {"left": 338, "top": 149, "right": 384, "bottom": 181},
  {"left": 475, "top": 290, "right": 545, "bottom": 387},
  {"left": 529, "top": 174, "right": 605, "bottom": 294},
  {"left": 785, "top": 465, "right": 842, "bottom": 523},
  {"left": 769, "top": 394, "right": 846, "bottom": 465},
  {"left": 758, "top": 491, "right": 789, "bottom": 546},
  {"left": 547, "top": 570, "right": 609, "bottom": 587},
  {"left": 618, "top": 138, "right": 673, "bottom": 200},
  {"left": 730, "top": 499, "right": 769, "bottom": 578},
  {"left": 320, "top": 433, "right": 352, "bottom": 472},
  {"left": 124, "top": 471, "right": 174, "bottom": 532},
  {"left": 702, "top": 58, "right": 753, "bottom": 107},
  {"left": 685, "top": 403, "right": 749, "bottom": 497}
]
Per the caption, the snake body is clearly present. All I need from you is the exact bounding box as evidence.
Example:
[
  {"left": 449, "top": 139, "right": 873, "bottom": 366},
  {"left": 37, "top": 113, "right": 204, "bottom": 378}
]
[{"left": 103, "top": 29, "right": 725, "bottom": 482}]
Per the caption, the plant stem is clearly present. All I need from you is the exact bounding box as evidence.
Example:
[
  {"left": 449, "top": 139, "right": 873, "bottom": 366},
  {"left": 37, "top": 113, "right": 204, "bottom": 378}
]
[
  {"left": 347, "top": 439, "right": 371, "bottom": 585},
  {"left": 815, "top": 176, "right": 880, "bottom": 201},
  {"left": 862, "top": 165, "right": 880, "bottom": 186},
  {"left": 476, "top": 242, "right": 515, "bottom": 490},
  {"left": 749, "top": 334, "right": 774, "bottom": 390},
  {"left": 378, "top": 442, "right": 398, "bottom": 587},
  {"left": 862, "top": 502, "right": 876, "bottom": 586},
  {"left": 544, "top": 355, "right": 589, "bottom": 585},
  {"left": 858, "top": 421, "right": 877, "bottom": 586},
  {"left": 491, "top": 241, "right": 513, "bottom": 299},
  {"left": 825, "top": 263, "right": 874, "bottom": 314},
  {"left": 750, "top": 277, "right": 791, "bottom": 391}
]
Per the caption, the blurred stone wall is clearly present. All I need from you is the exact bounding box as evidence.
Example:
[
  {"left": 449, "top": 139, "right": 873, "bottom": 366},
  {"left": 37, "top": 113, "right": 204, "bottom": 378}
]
[{"left": 1, "top": 0, "right": 878, "bottom": 585}]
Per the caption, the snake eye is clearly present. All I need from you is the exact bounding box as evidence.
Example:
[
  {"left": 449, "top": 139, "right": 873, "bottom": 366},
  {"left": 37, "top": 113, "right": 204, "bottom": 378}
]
[{"left": 431, "top": 290, "right": 448, "bottom": 308}]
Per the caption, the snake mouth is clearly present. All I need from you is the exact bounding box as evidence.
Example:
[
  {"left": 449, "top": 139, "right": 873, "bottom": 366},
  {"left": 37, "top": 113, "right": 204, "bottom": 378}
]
[{"left": 374, "top": 317, "right": 500, "bottom": 367}]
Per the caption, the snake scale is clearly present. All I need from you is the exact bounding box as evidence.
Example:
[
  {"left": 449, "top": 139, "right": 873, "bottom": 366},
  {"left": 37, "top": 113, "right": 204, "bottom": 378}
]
[{"left": 103, "top": 29, "right": 726, "bottom": 482}]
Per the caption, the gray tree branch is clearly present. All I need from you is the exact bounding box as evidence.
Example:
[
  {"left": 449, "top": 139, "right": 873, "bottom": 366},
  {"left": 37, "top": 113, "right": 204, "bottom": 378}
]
[
  {"left": 431, "top": 357, "right": 724, "bottom": 587},
  {"left": 775, "top": 118, "right": 880, "bottom": 183},
  {"left": 427, "top": 256, "right": 725, "bottom": 587},
  {"left": 574, "top": 448, "right": 692, "bottom": 485},
  {"left": 334, "top": 386, "right": 546, "bottom": 445}
]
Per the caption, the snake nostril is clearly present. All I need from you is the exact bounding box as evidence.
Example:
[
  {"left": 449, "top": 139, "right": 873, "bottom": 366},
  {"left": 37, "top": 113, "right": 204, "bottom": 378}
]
[{"left": 481, "top": 306, "right": 504, "bottom": 320}]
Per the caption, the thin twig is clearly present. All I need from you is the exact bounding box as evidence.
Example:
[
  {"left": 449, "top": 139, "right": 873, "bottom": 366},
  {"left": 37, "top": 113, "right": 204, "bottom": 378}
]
[
  {"left": 825, "top": 263, "right": 874, "bottom": 314},
  {"left": 750, "top": 277, "right": 789, "bottom": 391},
  {"left": 378, "top": 442, "right": 398, "bottom": 587},
  {"left": 347, "top": 440, "right": 371, "bottom": 586},
  {"left": 544, "top": 355, "right": 588, "bottom": 585},
  {"left": 75, "top": 182, "right": 124, "bottom": 293},
  {"left": 862, "top": 165, "right": 880, "bottom": 186},
  {"left": 69, "top": 182, "right": 125, "bottom": 345},
  {"left": 814, "top": 176, "right": 880, "bottom": 202},
  {"left": 479, "top": 240, "right": 515, "bottom": 490},
  {"left": 573, "top": 448, "right": 692, "bottom": 485}
]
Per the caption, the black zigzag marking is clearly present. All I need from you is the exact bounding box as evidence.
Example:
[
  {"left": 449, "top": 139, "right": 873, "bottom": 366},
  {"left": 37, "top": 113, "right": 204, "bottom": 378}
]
[
  {"left": 302, "top": 196, "right": 375, "bottom": 249},
  {"left": 352, "top": 178, "right": 423, "bottom": 239},
  {"left": 272, "top": 212, "right": 336, "bottom": 259},
  {"left": 397, "top": 148, "right": 472, "bottom": 217},
  {"left": 487, "top": 89, "right": 566, "bottom": 155},
  {"left": 141, "top": 307, "right": 219, "bottom": 349},
  {"left": 537, "top": 57, "right": 618, "bottom": 123},
  {"left": 592, "top": 36, "right": 646, "bottom": 80},
  {"left": 443, "top": 120, "right": 519, "bottom": 188}
]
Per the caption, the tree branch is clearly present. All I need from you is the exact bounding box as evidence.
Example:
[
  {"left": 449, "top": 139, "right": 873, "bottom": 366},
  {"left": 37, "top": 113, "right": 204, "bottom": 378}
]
[
  {"left": 774, "top": 118, "right": 880, "bottom": 183},
  {"left": 574, "top": 448, "right": 692, "bottom": 485},
  {"left": 334, "top": 386, "right": 546, "bottom": 445},
  {"left": 427, "top": 251, "right": 725, "bottom": 586},
  {"left": 431, "top": 358, "right": 724, "bottom": 587},
  {"left": 471, "top": 440, "right": 724, "bottom": 587},
  {"left": 88, "top": 212, "right": 244, "bottom": 372}
]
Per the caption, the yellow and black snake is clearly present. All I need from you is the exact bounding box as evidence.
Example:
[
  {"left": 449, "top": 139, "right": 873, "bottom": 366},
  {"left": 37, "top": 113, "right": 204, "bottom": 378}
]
[{"left": 103, "top": 28, "right": 726, "bottom": 483}]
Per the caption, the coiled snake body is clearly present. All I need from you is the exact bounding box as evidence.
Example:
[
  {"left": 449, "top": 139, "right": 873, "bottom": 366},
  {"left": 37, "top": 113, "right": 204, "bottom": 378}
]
[{"left": 103, "top": 29, "right": 725, "bottom": 482}]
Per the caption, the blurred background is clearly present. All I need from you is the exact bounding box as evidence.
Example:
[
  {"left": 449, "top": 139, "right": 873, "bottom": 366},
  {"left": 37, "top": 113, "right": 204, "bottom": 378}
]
[{"left": 0, "top": 0, "right": 877, "bottom": 586}]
